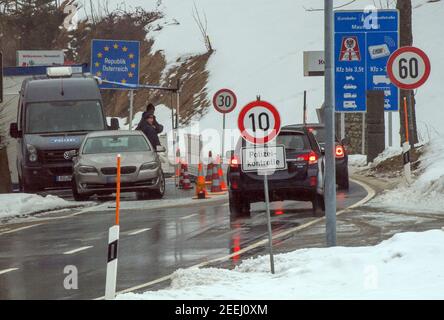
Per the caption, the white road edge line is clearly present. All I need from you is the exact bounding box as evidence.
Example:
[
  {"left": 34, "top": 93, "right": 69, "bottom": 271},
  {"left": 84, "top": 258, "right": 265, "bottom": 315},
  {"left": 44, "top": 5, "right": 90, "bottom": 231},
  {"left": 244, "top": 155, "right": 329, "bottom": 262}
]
[
  {"left": 0, "top": 268, "right": 19, "bottom": 275},
  {"left": 181, "top": 213, "right": 198, "bottom": 220},
  {"left": 63, "top": 246, "right": 94, "bottom": 255},
  {"left": 128, "top": 228, "right": 151, "bottom": 236},
  {"left": 0, "top": 224, "right": 43, "bottom": 236},
  {"left": 95, "top": 178, "right": 376, "bottom": 300}
]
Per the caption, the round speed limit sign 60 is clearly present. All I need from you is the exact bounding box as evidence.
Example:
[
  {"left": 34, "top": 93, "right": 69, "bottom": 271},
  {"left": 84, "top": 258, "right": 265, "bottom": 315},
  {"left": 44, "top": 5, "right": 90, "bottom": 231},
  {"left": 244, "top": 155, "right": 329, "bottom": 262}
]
[
  {"left": 213, "top": 89, "right": 237, "bottom": 114},
  {"left": 387, "top": 46, "right": 431, "bottom": 90},
  {"left": 238, "top": 100, "right": 281, "bottom": 145}
]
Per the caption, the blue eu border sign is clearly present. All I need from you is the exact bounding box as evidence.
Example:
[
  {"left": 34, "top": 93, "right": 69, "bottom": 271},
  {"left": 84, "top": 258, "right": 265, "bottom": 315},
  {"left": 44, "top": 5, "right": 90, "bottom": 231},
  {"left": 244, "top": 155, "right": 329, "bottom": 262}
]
[
  {"left": 334, "top": 10, "right": 399, "bottom": 112},
  {"left": 91, "top": 39, "right": 140, "bottom": 90}
]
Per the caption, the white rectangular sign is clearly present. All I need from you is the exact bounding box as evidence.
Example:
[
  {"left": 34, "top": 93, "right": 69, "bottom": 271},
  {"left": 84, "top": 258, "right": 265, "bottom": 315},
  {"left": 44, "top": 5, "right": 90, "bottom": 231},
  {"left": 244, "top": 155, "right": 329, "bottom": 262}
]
[
  {"left": 17, "top": 50, "right": 64, "bottom": 67},
  {"left": 241, "top": 145, "right": 287, "bottom": 173},
  {"left": 303, "top": 51, "right": 325, "bottom": 76}
]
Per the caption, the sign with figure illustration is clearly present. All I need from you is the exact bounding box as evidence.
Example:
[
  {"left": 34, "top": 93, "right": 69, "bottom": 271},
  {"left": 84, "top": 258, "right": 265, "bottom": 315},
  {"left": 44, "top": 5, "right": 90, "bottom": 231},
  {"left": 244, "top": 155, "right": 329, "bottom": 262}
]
[
  {"left": 334, "top": 9, "right": 399, "bottom": 112},
  {"left": 91, "top": 39, "right": 140, "bottom": 89}
]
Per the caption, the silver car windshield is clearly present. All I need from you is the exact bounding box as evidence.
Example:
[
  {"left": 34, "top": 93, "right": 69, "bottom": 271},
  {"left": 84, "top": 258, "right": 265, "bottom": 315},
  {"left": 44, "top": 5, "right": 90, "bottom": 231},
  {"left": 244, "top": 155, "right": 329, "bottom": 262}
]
[{"left": 82, "top": 135, "right": 151, "bottom": 154}]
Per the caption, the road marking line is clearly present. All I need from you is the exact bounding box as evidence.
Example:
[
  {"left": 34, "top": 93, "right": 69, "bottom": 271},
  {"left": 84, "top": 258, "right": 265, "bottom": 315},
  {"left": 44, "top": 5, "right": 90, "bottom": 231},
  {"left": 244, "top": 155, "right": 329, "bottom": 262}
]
[
  {"left": 63, "top": 246, "right": 93, "bottom": 255},
  {"left": 128, "top": 228, "right": 151, "bottom": 236},
  {"left": 0, "top": 268, "right": 19, "bottom": 275},
  {"left": 0, "top": 224, "right": 43, "bottom": 236},
  {"left": 95, "top": 178, "right": 376, "bottom": 300},
  {"left": 181, "top": 213, "right": 198, "bottom": 220}
]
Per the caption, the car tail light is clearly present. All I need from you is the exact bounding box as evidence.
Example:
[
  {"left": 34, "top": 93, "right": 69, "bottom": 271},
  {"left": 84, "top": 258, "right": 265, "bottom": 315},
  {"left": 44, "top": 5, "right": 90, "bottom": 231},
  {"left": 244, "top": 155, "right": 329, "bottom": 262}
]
[
  {"left": 296, "top": 151, "right": 318, "bottom": 165},
  {"left": 335, "top": 145, "right": 345, "bottom": 158},
  {"left": 230, "top": 155, "right": 240, "bottom": 168}
]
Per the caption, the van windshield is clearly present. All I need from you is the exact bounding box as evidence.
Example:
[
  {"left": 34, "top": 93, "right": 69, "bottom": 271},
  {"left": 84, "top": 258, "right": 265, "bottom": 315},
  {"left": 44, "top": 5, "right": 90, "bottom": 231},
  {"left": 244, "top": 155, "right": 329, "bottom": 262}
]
[{"left": 26, "top": 100, "right": 106, "bottom": 134}]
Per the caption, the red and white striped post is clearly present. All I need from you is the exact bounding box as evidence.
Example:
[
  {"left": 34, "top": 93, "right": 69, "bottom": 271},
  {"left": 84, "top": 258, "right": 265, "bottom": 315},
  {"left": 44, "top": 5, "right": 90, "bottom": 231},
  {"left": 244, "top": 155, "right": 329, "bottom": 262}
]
[{"left": 105, "top": 154, "right": 121, "bottom": 300}]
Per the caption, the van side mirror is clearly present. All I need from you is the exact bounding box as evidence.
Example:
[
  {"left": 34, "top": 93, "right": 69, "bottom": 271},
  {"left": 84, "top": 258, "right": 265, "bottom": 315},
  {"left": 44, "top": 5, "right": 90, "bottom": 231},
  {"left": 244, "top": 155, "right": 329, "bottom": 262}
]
[
  {"left": 110, "top": 118, "right": 120, "bottom": 130},
  {"left": 65, "top": 149, "right": 78, "bottom": 160},
  {"left": 156, "top": 145, "right": 166, "bottom": 153},
  {"left": 9, "top": 123, "right": 22, "bottom": 139}
]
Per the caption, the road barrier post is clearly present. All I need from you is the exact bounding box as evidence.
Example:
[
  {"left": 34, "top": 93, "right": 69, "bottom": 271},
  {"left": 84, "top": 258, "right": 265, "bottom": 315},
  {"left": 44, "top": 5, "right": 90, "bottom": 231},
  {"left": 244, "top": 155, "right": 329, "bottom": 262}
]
[
  {"left": 105, "top": 154, "right": 121, "bottom": 300},
  {"left": 402, "top": 97, "right": 413, "bottom": 185}
]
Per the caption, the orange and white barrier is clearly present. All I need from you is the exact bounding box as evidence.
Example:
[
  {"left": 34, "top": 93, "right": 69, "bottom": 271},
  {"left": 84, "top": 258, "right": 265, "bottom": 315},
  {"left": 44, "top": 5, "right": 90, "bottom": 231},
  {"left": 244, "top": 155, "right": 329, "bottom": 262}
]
[{"left": 105, "top": 154, "right": 121, "bottom": 300}]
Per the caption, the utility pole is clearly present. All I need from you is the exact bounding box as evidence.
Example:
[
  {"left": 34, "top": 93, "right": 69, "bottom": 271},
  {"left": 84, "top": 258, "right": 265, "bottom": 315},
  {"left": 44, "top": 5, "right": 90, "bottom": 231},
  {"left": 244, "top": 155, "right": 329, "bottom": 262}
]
[{"left": 324, "top": 0, "right": 336, "bottom": 247}]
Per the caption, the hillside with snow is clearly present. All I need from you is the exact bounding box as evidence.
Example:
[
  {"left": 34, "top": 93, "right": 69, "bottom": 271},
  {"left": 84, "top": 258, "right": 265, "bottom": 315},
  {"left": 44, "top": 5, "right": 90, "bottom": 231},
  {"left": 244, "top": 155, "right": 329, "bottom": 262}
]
[{"left": 95, "top": 0, "right": 444, "bottom": 151}]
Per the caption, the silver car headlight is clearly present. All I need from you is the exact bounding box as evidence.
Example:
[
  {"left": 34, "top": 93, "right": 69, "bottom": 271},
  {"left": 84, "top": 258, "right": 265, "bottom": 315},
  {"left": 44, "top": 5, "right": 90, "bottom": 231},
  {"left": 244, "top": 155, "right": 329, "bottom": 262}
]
[
  {"left": 27, "top": 144, "right": 38, "bottom": 162},
  {"left": 140, "top": 162, "right": 158, "bottom": 171},
  {"left": 78, "top": 165, "right": 98, "bottom": 174}
]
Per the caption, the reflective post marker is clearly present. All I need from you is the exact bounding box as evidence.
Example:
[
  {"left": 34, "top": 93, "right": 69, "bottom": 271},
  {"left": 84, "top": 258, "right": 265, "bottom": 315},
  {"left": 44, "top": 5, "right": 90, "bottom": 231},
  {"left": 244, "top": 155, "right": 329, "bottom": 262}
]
[
  {"left": 402, "top": 97, "right": 412, "bottom": 184},
  {"left": 105, "top": 154, "right": 121, "bottom": 300}
]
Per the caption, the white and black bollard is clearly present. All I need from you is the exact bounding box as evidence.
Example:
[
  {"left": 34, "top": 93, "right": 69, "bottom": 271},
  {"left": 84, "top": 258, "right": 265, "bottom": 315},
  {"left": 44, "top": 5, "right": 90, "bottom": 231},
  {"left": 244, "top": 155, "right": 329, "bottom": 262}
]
[
  {"left": 105, "top": 154, "right": 121, "bottom": 300},
  {"left": 402, "top": 142, "right": 413, "bottom": 185},
  {"left": 105, "top": 225, "right": 120, "bottom": 300}
]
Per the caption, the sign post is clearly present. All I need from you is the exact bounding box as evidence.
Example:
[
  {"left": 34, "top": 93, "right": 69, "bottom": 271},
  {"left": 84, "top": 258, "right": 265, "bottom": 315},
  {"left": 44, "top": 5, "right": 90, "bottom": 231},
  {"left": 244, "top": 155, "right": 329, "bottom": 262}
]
[
  {"left": 387, "top": 46, "right": 431, "bottom": 184},
  {"left": 238, "top": 99, "right": 283, "bottom": 274},
  {"left": 213, "top": 89, "right": 237, "bottom": 163}
]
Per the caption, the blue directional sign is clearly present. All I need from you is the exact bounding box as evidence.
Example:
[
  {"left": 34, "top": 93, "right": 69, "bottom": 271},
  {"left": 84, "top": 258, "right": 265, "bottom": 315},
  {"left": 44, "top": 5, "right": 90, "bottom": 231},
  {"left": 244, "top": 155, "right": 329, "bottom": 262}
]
[
  {"left": 91, "top": 39, "right": 140, "bottom": 89},
  {"left": 334, "top": 10, "right": 399, "bottom": 112}
]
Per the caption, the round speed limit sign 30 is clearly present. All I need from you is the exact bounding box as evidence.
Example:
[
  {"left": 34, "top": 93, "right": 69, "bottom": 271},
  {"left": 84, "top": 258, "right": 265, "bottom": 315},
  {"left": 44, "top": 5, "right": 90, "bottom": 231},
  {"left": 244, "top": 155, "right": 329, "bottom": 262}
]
[
  {"left": 238, "top": 100, "right": 281, "bottom": 145},
  {"left": 387, "top": 46, "right": 431, "bottom": 90},
  {"left": 213, "top": 89, "right": 237, "bottom": 114}
]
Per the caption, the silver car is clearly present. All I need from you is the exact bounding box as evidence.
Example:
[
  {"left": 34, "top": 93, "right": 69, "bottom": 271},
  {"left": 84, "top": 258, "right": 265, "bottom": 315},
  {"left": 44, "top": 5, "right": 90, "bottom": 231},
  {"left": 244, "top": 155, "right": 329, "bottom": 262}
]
[{"left": 69, "top": 130, "right": 166, "bottom": 201}]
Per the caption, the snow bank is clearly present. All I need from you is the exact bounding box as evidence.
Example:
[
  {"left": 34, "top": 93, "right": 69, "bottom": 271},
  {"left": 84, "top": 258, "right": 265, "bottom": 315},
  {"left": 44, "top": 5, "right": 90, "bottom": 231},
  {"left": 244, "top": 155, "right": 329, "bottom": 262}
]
[
  {"left": 349, "top": 155, "right": 368, "bottom": 167},
  {"left": 369, "top": 136, "right": 444, "bottom": 212},
  {"left": 118, "top": 230, "right": 444, "bottom": 300},
  {"left": 0, "top": 194, "right": 83, "bottom": 219}
]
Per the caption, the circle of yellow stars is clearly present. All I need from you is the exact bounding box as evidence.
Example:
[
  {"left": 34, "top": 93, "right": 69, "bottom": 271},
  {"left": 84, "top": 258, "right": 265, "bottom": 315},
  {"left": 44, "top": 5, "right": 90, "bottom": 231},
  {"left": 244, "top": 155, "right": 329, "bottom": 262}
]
[{"left": 95, "top": 43, "right": 137, "bottom": 85}]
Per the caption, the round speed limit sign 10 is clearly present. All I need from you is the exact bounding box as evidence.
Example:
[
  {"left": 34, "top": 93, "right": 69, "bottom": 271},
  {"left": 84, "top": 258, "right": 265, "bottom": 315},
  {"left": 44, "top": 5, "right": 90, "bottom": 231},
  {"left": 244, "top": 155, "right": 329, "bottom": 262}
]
[
  {"left": 387, "top": 46, "right": 431, "bottom": 90},
  {"left": 213, "top": 89, "right": 237, "bottom": 114},
  {"left": 238, "top": 100, "right": 281, "bottom": 145}
]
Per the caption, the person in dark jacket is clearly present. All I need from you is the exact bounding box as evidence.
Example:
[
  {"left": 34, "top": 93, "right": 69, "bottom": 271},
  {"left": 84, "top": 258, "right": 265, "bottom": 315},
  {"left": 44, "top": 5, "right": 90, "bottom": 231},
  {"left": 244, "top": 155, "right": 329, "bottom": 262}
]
[
  {"left": 136, "top": 103, "right": 164, "bottom": 134},
  {"left": 138, "top": 112, "right": 161, "bottom": 149}
]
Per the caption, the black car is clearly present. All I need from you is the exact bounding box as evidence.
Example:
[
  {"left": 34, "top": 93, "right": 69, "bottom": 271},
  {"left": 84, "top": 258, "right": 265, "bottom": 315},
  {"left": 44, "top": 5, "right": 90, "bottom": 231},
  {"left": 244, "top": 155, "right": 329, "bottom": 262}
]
[
  {"left": 288, "top": 123, "right": 349, "bottom": 190},
  {"left": 227, "top": 126, "right": 325, "bottom": 218}
]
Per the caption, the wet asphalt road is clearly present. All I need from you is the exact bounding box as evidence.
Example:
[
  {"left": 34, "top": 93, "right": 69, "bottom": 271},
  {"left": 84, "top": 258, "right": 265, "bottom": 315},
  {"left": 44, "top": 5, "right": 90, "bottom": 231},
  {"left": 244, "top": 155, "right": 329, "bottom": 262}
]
[{"left": 0, "top": 180, "right": 367, "bottom": 300}]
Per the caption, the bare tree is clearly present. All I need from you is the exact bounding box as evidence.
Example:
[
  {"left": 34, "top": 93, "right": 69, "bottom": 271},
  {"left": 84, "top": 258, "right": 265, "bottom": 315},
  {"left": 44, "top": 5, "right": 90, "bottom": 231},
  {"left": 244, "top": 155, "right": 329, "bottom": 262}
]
[{"left": 192, "top": 2, "right": 213, "bottom": 53}]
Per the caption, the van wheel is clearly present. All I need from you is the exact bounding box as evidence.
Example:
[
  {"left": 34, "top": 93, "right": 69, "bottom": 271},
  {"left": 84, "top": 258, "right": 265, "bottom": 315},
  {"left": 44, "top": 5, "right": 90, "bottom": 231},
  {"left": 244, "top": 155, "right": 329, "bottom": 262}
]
[
  {"left": 229, "top": 191, "right": 250, "bottom": 218},
  {"left": 312, "top": 194, "right": 325, "bottom": 217},
  {"left": 72, "top": 177, "right": 89, "bottom": 201}
]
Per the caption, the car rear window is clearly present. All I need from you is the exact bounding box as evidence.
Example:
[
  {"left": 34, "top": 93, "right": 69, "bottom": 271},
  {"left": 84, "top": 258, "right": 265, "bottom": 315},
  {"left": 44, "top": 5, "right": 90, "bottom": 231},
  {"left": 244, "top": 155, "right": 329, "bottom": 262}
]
[
  {"left": 275, "top": 132, "right": 310, "bottom": 151},
  {"left": 82, "top": 135, "right": 151, "bottom": 154}
]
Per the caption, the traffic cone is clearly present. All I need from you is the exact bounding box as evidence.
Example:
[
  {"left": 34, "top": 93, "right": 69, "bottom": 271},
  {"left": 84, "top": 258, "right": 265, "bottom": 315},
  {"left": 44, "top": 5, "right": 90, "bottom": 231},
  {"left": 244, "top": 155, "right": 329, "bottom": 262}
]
[
  {"left": 205, "top": 151, "right": 214, "bottom": 185},
  {"left": 217, "top": 156, "right": 228, "bottom": 191},
  {"left": 175, "top": 148, "right": 181, "bottom": 181},
  {"left": 193, "top": 163, "right": 210, "bottom": 200},
  {"left": 209, "top": 159, "right": 226, "bottom": 195},
  {"left": 182, "top": 162, "right": 193, "bottom": 190},
  {"left": 178, "top": 161, "right": 185, "bottom": 189}
]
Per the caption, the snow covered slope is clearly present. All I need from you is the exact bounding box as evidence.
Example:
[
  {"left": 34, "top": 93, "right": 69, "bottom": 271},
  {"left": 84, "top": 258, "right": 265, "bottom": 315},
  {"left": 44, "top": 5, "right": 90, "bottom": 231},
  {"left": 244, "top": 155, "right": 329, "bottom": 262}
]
[{"left": 93, "top": 0, "right": 442, "bottom": 150}]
